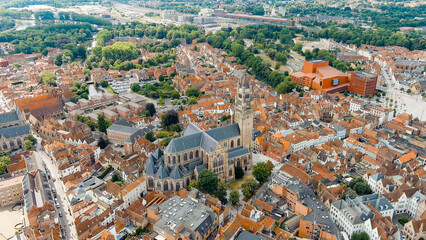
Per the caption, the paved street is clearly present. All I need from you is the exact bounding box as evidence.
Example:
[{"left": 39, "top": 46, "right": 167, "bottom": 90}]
[
  {"left": 252, "top": 153, "right": 284, "bottom": 173},
  {"left": 34, "top": 139, "right": 77, "bottom": 240},
  {"left": 381, "top": 68, "right": 425, "bottom": 120}
]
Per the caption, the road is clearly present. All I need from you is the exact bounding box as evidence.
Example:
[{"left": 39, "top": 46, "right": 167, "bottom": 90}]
[{"left": 34, "top": 140, "right": 78, "bottom": 240}]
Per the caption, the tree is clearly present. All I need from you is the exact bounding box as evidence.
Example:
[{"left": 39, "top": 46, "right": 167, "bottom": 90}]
[
  {"left": 252, "top": 162, "right": 270, "bottom": 183},
  {"left": 346, "top": 189, "right": 357, "bottom": 199},
  {"left": 266, "top": 161, "right": 274, "bottom": 175},
  {"left": 24, "top": 140, "right": 34, "bottom": 150},
  {"left": 292, "top": 42, "right": 303, "bottom": 53},
  {"left": 398, "top": 217, "right": 410, "bottom": 226},
  {"left": 97, "top": 115, "right": 111, "bottom": 133},
  {"left": 27, "top": 135, "right": 37, "bottom": 145},
  {"left": 188, "top": 97, "right": 197, "bottom": 105},
  {"left": 145, "top": 103, "right": 156, "bottom": 116},
  {"left": 198, "top": 169, "right": 218, "bottom": 194},
  {"left": 158, "top": 96, "right": 165, "bottom": 105},
  {"left": 186, "top": 87, "right": 201, "bottom": 98},
  {"left": 112, "top": 172, "right": 122, "bottom": 182},
  {"left": 241, "top": 179, "right": 258, "bottom": 199},
  {"left": 40, "top": 71, "right": 56, "bottom": 86},
  {"left": 161, "top": 110, "right": 179, "bottom": 128},
  {"left": 189, "top": 180, "right": 199, "bottom": 190},
  {"left": 145, "top": 131, "right": 156, "bottom": 142},
  {"left": 0, "top": 156, "right": 11, "bottom": 174},
  {"left": 349, "top": 178, "right": 372, "bottom": 195},
  {"left": 215, "top": 182, "right": 228, "bottom": 204},
  {"left": 100, "top": 80, "right": 109, "bottom": 88},
  {"left": 158, "top": 75, "right": 165, "bottom": 81},
  {"left": 351, "top": 232, "right": 369, "bottom": 240},
  {"left": 235, "top": 166, "right": 244, "bottom": 179},
  {"left": 130, "top": 83, "right": 141, "bottom": 92},
  {"left": 230, "top": 190, "right": 240, "bottom": 205}
]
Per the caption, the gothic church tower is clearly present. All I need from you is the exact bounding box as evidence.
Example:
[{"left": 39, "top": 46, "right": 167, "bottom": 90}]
[{"left": 233, "top": 73, "right": 254, "bottom": 150}]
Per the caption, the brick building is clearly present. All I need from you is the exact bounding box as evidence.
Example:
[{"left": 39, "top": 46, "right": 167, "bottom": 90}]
[{"left": 348, "top": 71, "right": 378, "bottom": 97}]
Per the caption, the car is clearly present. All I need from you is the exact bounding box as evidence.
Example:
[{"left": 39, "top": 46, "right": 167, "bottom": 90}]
[
  {"left": 59, "top": 213, "right": 63, "bottom": 217},
  {"left": 52, "top": 189, "right": 56, "bottom": 194}
]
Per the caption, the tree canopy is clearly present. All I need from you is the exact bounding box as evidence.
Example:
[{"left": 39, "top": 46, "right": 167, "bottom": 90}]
[
  {"left": 241, "top": 178, "right": 258, "bottom": 199},
  {"left": 252, "top": 162, "right": 271, "bottom": 183},
  {"left": 198, "top": 169, "right": 218, "bottom": 194},
  {"left": 40, "top": 71, "right": 56, "bottom": 86}
]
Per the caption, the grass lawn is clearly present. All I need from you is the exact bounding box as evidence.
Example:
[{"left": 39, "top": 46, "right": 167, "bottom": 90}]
[
  {"left": 256, "top": 53, "right": 293, "bottom": 73},
  {"left": 156, "top": 130, "right": 174, "bottom": 138},
  {"left": 106, "top": 86, "right": 117, "bottom": 94},
  {"left": 229, "top": 173, "right": 254, "bottom": 191}
]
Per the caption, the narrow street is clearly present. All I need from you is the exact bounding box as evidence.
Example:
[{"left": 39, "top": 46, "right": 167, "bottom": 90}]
[{"left": 34, "top": 138, "right": 78, "bottom": 240}]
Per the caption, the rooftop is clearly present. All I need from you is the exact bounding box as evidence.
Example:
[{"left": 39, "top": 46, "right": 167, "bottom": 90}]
[{"left": 153, "top": 195, "right": 217, "bottom": 238}]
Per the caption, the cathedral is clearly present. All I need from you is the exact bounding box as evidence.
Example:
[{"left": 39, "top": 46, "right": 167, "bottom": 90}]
[{"left": 143, "top": 75, "right": 254, "bottom": 193}]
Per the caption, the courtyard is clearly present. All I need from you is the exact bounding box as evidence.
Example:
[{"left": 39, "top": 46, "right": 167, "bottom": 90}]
[{"left": 0, "top": 204, "right": 25, "bottom": 239}]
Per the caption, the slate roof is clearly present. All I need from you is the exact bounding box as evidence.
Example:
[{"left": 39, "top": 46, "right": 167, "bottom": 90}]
[
  {"left": 145, "top": 158, "right": 157, "bottom": 175},
  {"left": 115, "top": 119, "right": 136, "bottom": 127},
  {"left": 184, "top": 123, "right": 202, "bottom": 135},
  {"left": 0, "top": 111, "right": 19, "bottom": 125},
  {"left": 235, "top": 230, "right": 261, "bottom": 240},
  {"left": 166, "top": 123, "right": 240, "bottom": 154},
  {"left": 166, "top": 132, "right": 203, "bottom": 153},
  {"left": 169, "top": 166, "right": 184, "bottom": 179},
  {"left": 107, "top": 123, "right": 140, "bottom": 135},
  {"left": 155, "top": 164, "right": 169, "bottom": 179},
  {"left": 204, "top": 123, "right": 240, "bottom": 142},
  {"left": 196, "top": 164, "right": 208, "bottom": 173},
  {"left": 0, "top": 124, "right": 30, "bottom": 139},
  {"left": 228, "top": 147, "right": 249, "bottom": 159}
]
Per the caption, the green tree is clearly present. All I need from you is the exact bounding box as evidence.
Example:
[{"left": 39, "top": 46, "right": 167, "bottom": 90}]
[
  {"left": 158, "top": 96, "right": 165, "bottom": 105},
  {"left": 215, "top": 181, "right": 228, "bottom": 204},
  {"left": 158, "top": 75, "right": 165, "bottom": 81},
  {"left": 24, "top": 140, "right": 34, "bottom": 151},
  {"left": 145, "top": 103, "right": 156, "bottom": 116},
  {"left": 97, "top": 115, "right": 111, "bottom": 133},
  {"left": 230, "top": 190, "right": 240, "bottom": 205},
  {"left": 100, "top": 80, "right": 109, "bottom": 88},
  {"left": 292, "top": 42, "right": 303, "bottom": 53},
  {"left": 145, "top": 131, "right": 156, "bottom": 142},
  {"left": 189, "top": 180, "right": 199, "bottom": 190},
  {"left": 0, "top": 156, "right": 11, "bottom": 174},
  {"left": 398, "top": 217, "right": 410, "bottom": 226},
  {"left": 198, "top": 169, "right": 218, "bottom": 194},
  {"left": 27, "top": 135, "right": 37, "bottom": 145},
  {"left": 188, "top": 97, "right": 197, "bottom": 105},
  {"left": 186, "top": 87, "right": 201, "bottom": 98},
  {"left": 235, "top": 166, "right": 244, "bottom": 179},
  {"left": 241, "top": 179, "right": 258, "bottom": 199},
  {"left": 40, "top": 71, "right": 56, "bottom": 86},
  {"left": 252, "top": 162, "right": 270, "bottom": 183},
  {"left": 349, "top": 178, "right": 372, "bottom": 195},
  {"left": 346, "top": 189, "right": 357, "bottom": 199},
  {"left": 161, "top": 110, "right": 179, "bottom": 128},
  {"left": 351, "top": 232, "right": 369, "bottom": 240},
  {"left": 130, "top": 83, "right": 141, "bottom": 92}
]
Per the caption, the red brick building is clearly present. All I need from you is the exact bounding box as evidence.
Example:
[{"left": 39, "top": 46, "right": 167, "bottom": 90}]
[{"left": 348, "top": 71, "right": 378, "bottom": 97}]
